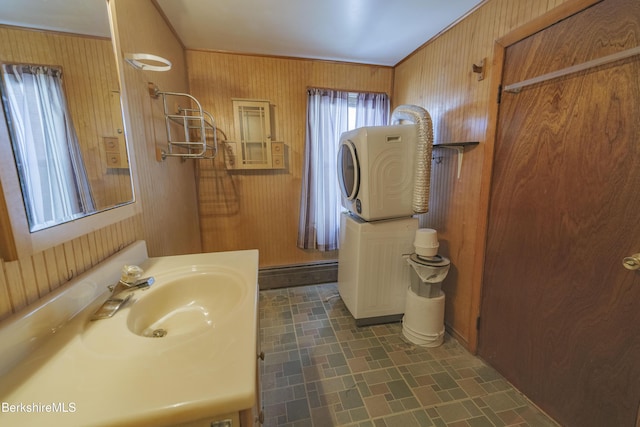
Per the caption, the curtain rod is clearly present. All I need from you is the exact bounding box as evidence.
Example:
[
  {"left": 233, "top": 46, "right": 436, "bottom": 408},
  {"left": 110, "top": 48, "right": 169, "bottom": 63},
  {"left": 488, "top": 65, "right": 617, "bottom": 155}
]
[{"left": 306, "top": 86, "right": 389, "bottom": 96}]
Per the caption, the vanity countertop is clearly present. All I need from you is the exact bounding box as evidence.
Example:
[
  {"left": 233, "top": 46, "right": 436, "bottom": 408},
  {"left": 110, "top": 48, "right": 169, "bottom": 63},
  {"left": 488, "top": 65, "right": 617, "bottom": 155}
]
[{"left": 0, "top": 244, "right": 259, "bottom": 427}]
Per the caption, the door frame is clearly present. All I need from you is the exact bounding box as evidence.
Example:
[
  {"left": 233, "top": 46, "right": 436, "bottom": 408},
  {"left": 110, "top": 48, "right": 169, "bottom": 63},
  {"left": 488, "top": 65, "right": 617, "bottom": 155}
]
[{"left": 468, "top": 0, "right": 603, "bottom": 353}]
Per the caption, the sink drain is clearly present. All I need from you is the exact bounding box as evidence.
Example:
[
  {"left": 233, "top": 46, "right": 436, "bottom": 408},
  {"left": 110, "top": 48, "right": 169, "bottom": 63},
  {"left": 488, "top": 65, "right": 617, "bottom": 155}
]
[{"left": 150, "top": 328, "right": 167, "bottom": 338}]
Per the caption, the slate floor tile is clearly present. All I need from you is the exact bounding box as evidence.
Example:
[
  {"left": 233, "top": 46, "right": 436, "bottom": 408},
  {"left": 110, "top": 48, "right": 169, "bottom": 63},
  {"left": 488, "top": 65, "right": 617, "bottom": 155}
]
[{"left": 259, "top": 284, "right": 559, "bottom": 427}]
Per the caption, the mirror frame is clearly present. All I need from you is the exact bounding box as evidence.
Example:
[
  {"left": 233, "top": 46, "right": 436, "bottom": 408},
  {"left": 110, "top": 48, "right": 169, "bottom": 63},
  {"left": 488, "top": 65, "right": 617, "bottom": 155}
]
[{"left": 0, "top": 2, "right": 140, "bottom": 261}]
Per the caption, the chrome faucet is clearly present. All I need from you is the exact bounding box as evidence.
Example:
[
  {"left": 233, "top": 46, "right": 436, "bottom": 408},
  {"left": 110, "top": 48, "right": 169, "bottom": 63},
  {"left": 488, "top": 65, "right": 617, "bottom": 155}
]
[
  {"left": 108, "top": 276, "right": 155, "bottom": 297},
  {"left": 91, "top": 266, "right": 154, "bottom": 321}
]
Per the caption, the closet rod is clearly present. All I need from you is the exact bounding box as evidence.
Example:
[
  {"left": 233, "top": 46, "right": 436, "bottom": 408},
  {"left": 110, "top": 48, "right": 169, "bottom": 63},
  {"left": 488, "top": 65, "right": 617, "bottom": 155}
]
[{"left": 503, "top": 45, "right": 640, "bottom": 93}]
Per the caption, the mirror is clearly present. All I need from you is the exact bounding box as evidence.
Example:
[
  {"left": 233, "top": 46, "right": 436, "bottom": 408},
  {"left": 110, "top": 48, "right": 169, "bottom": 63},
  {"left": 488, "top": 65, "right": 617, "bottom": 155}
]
[{"left": 0, "top": 1, "right": 134, "bottom": 233}]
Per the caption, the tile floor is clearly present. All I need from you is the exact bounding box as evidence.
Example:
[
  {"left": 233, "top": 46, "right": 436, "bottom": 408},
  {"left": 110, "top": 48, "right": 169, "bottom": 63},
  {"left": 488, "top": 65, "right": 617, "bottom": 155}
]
[{"left": 259, "top": 283, "right": 559, "bottom": 427}]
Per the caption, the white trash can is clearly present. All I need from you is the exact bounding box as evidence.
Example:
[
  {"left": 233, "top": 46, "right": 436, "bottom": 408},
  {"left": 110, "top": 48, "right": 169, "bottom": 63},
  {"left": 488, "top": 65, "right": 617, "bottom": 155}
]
[
  {"left": 401, "top": 232, "right": 450, "bottom": 347},
  {"left": 402, "top": 286, "right": 445, "bottom": 347}
]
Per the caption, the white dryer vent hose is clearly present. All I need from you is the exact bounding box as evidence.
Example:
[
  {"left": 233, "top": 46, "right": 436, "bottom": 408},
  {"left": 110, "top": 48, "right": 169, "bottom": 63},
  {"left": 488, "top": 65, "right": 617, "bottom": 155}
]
[{"left": 391, "top": 104, "right": 433, "bottom": 214}]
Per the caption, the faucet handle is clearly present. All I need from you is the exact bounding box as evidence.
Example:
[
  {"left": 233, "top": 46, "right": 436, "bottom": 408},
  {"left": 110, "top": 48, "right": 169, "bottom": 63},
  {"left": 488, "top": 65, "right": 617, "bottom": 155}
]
[{"left": 121, "top": 265, "right": 144, "bottom": 284}]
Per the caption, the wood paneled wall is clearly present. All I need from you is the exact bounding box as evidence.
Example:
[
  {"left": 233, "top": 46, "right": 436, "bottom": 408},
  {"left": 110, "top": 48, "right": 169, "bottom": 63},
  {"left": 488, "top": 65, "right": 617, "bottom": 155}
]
[
  {"left": 393, "top": 0, "right": 573, "bottom": 348},
  {"left": 0, "top": 26, "right": 132, "bottom": 210},
  {"left": 0, "top": 215, "right": 143, "bottom": 321},
  {"left": 187, "top": 51, "right": 393, "bottom": 266},
  {"left": 110, "top": 0, "right": 202, "bottom": 257}
]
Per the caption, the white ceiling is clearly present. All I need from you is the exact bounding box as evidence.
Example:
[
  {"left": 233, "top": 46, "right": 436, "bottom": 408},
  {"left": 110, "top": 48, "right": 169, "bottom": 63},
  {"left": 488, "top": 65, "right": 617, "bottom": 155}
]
[{"left": 0, "top": 0, "right": 483, "bottom": 66}]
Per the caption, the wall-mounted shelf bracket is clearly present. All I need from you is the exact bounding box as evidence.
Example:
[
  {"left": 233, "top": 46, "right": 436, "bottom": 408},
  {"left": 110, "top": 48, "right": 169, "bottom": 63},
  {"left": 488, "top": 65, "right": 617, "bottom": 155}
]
[{"left": 433, "top": 141, "right": 479, "bottom": 179}]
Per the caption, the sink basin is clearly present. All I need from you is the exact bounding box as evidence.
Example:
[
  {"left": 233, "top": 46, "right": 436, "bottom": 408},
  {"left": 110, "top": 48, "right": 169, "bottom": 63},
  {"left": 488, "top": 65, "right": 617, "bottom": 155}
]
[
  {"left": 0, "top": 247, "right": 260, "bottom": 427},
  {"left": 127, "top": 268, "right": 246, "bottom": 338}
]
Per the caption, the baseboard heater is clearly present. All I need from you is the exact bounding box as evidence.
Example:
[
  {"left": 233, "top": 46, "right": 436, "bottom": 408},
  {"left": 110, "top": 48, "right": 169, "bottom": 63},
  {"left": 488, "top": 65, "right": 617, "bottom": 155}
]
[{"left": 258, "top": 261, "right": 338, "bottom": 289}]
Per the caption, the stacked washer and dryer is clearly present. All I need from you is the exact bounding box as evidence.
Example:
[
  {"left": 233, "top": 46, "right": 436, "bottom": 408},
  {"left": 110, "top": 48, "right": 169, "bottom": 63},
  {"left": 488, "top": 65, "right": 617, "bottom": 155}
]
[{"left": 336, "top": 105, "right": 450, "bottom": 347}]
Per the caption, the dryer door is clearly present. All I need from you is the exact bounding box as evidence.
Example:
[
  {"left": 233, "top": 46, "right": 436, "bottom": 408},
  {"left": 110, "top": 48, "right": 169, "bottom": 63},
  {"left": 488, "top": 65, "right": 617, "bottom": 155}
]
[{"left": 337, "top": 139, "right": 359, "bottom": 201}]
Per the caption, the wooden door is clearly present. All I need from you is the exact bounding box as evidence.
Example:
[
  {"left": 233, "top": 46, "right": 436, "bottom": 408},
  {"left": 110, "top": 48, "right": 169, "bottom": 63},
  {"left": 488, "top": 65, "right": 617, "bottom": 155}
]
[{"left": 479, "top": 0, "right": 640, "bottom": 426}]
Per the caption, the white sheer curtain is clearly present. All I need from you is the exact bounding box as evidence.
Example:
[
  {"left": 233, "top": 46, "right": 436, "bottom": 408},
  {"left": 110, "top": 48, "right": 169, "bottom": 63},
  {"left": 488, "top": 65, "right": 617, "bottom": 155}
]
[
  {"left": 353, "top": 91, "right": 389, "bottom": 128},
  {"left": 297, "top": 88, "right": 389, "bottom": 251},
  {"left": 2, "top": 64, "right": 95, "bottom": 231}
]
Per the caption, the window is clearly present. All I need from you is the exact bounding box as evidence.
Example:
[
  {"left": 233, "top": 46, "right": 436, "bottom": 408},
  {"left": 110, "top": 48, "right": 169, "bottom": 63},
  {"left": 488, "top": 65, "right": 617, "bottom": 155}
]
[
  {"left": 1, "top": 64, "right": 94, "bottom": 231},
  {"left": 297, "top": 89, "right": 389, "bottom": 251},
  {"left": 347, "top": 93, "right": 358, "bottom": 130}
]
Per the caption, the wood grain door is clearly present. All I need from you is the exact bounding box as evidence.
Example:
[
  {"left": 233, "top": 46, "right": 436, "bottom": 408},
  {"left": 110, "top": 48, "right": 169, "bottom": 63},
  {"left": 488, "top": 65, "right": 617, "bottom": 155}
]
[{"left": 478, "top": 0, "right": 640, "bottom": 426}]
